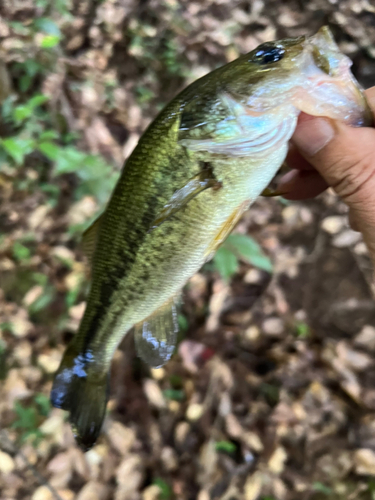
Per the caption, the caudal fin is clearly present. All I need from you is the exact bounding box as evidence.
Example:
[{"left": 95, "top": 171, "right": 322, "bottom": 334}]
[{"left": 51, "top": 345, "right": 109, "bottom": 451}]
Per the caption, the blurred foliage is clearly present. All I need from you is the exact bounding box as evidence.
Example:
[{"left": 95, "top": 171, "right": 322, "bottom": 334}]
[
  {"left": 295, "top": 321, "right": 311, "bottom": 338},
  {"left": 163, "top": 389, "right": 185, "bottom": 401},
  {"left": 128, "top": 20, "right": 187, "bottom": 77},
  {"left": 215, "top": 440, "right": 237, "bottom": 454},
  {"left": 0, "top": 339, "right": 7, "bottom": 380},
  {"left": 213, "top": 233, "right": 273, "bottom": 281},
  {"left": 367, "top": 480, "right": 375, "bottom": 500},
  {"left": 259, "top": 382, "right": 280, "bottom": 406},
  {"left": 177, "top": 313, "right": 189, "bottom": 333},
  {"left": 0, "top": 94, "right": 118, "bottom": 206},
  {"left": 152, "top": 478, "right": 173, "bottom": 500},
  {"left": 11, "top": 394, "right": 51, "bottom": 445},
  {"left": 312, "top": 482, "right": 333, "bottom": 495},
  {"left": 0, "top": 1, "right": 273, "bottom": 299}
]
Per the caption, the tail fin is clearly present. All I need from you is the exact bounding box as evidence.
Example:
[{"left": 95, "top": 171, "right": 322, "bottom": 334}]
[{"left": 51, "top": 345, "right": 109, "bottom": 451}]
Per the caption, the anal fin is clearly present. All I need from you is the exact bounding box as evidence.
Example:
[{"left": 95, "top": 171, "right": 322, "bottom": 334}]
[{"left": 134, "top": 298, "right": 179, "bottom": 368}]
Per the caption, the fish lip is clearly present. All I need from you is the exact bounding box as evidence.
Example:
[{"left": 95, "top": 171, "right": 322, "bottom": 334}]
[
  {"left": 295, "top": 51, "right": 371, "bottom": 126},
  {"left": 245, "top": 27, "right": 371, "bottom": 127}
]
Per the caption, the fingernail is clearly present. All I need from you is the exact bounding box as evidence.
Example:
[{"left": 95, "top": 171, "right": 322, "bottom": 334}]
[{"left": 292, "top": 117, "right": 335, "bottom": 156}]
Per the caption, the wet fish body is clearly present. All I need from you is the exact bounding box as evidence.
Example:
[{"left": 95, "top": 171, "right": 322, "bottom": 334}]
[{"left": 51, "top": 27, "right": 372, "bottom": 449}]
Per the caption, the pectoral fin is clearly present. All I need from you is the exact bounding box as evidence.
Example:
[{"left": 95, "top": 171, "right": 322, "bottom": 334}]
[
  {"left": 81, "top": 213, "right": 103, "bottom": 266},
  {"left": 134, "top": 298, "right": 179, "bottom": 368},
  {"left": 150, "top": 166, "right": 222, "bottom": 231}
]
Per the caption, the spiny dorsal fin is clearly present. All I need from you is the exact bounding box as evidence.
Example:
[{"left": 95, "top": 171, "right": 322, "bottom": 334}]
[
  {"left": 81, "top": 213, "right": 103, "bottom": 266},
  {"left": 134, "top": 297, "right": 179, "bottom": 368}
]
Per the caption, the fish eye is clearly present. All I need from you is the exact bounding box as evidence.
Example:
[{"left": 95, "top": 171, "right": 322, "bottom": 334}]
[{"left": 254, "top": 44, "right": 285, "bottom": 65}]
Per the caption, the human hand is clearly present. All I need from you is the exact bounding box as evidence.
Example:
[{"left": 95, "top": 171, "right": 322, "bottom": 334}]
[{"left": 278, "top": 87, "right": 375, "bottom": 265}]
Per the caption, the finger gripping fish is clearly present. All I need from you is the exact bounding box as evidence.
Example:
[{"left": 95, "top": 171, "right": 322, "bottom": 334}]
[{"left": 51, "top": 27, "right": 372, "bottom": 450}]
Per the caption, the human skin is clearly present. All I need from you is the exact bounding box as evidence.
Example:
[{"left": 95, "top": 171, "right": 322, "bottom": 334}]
[{"left": 278, "top": 87, "right": 375, "bottom": 266}]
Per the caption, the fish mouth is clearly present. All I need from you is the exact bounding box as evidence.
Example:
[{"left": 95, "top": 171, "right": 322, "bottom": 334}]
[
  {"left": 290, "top": 27, "right": 372, "bottom": 127},
  {"left": 246, "top": 27, "right": 372, "bottom": 128}
]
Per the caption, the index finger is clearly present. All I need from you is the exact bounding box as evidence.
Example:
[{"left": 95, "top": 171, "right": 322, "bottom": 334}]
[{"left": 364, "top": 87, "right": 375, "bottom": 117}]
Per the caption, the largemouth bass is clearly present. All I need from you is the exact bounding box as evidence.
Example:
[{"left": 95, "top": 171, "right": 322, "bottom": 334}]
[{"left": 51, "top": 27, "right": 372, "bottom": 450}]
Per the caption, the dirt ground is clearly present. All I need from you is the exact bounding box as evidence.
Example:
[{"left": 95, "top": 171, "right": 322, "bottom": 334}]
[{"left": 1, "top": 1, "right": 375, "bottom": 499}]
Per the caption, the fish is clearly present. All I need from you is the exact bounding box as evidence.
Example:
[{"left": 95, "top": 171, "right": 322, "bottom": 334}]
[{"left": 51, "top": 26, "right": 372, "bottom": 450}]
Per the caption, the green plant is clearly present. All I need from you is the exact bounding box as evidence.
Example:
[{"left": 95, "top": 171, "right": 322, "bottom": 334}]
[
  {"left": 33, "top": 393, "right": 51, "bottom": 416},
  {"left": 0, "top": 94, "right": 118, "bottom": 206},
  {"left": 213, "top": 233, "right": 273, "bottom": 281},
  {"left": 169, "top": 374, "right": 183, "bottom": 388},
  {"left": 128, "top": 22, "right": 159, "bottom": 62},
  {"left": 152, "top": 478, "right": 173, "bottom": 500},
  {"left": 35, "top": 0, "right": 72, "bottom": 16},
  {"left": 367, "top": 480, "right": 375, "bottom": 500},
  {"left": 312, "top": 482, "right": 332, "bottom": 495},
  {"left": 34, "top": 17, "right": 62, "bottom": 49},
  {"left": 127, "top": 21, "right": 186, "bottom": 77},
  {"left": 8, "top": 9, "right": 66, "bottom": 93},
  {"left": 295, "top": 321, "right": 310, "bottom": 339},
  {"left": 161, "top": 38, "right": 184, "bottom": 75},
  {"left": 1, "top": 5, "right": 118, "bottom": 207},
  {"left": 28, "top": 286, "right": 56, "bottom": 315},
  {"left": 11, "top": 394, "right": 51, "bottom": 445},
  {"left": 163, "top": 389, "right": 185, "bottom": 401},
  {"left": 135, "top": 85, "right": 155, "bottom": 104},
  {"left": 0, "top": 339, "right": 7, "bottom": 380},
  {"left": 215, "top": 440, "right": 237, "bottom": 454},
  {"left": 177, "top": 313, "right": 189, "bottom": 333},
  {"left": 213, "top": 245, "right": 238, "bottom": 281},
  {"left": 259, "top": 383, "right": 280, "bottom": 405},
  {"left": 12, "top": 241, "right": 31, "bottom": 262}
]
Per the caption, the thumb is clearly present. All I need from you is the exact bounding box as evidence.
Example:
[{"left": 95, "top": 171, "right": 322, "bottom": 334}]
[{"left": 292, "top": 113, "right": 375, "bottom": 261}]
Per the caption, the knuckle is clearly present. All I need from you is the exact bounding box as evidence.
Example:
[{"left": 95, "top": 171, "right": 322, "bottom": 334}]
[{"left": 330, "top": 149, "right": 375, "bottom": 204}]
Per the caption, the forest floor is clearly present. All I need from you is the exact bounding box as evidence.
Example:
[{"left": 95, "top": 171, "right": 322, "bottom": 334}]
[{"left": 1, "top": 1, "right": 375, "bottom": 499}]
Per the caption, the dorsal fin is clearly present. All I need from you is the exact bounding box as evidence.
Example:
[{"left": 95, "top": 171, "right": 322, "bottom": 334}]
[{"left": 81, "top": 213, "right": 103, "bottom": 266}]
